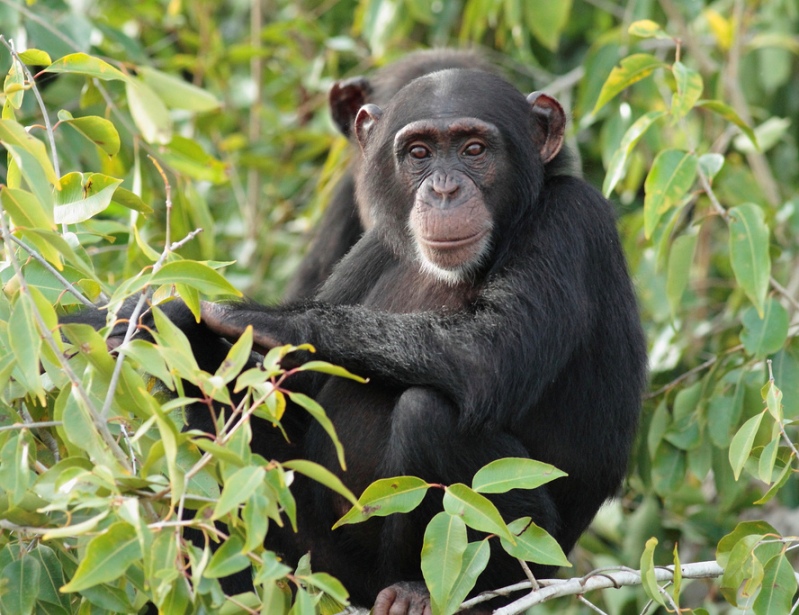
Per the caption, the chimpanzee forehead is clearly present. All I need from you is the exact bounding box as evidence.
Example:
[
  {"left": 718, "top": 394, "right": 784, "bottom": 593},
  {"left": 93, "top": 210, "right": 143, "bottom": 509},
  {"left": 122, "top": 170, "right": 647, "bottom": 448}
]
[{"left": 387, "top": 68, "right": 528, "bottom": 124}]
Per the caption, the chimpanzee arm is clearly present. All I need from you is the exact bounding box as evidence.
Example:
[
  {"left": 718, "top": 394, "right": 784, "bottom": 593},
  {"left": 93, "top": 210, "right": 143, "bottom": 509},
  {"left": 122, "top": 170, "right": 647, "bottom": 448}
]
[{"left": 203, "top": 184, "right": 618, "bottom": 429}]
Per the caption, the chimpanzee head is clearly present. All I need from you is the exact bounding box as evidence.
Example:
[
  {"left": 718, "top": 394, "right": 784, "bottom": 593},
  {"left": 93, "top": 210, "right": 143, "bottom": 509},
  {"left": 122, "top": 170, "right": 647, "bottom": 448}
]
[{"left": 353, "top": 69, "right": 566, "bottom": 283}]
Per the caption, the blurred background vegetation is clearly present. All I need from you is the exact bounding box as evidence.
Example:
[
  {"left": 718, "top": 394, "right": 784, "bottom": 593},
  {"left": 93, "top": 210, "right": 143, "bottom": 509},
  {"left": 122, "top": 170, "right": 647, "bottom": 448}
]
[{"left": 1, "top": 0, "right": 799, "bottom": 613}]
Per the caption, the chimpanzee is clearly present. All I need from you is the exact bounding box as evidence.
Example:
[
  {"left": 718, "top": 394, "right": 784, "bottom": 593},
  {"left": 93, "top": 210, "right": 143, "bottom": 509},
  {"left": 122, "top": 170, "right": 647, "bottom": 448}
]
[
  {"left": 62, "top": 67, "right": 646, "bottom": 614},
  {"left": 285, "top": 49, "right": 498, "bottom": 301},
  {"left": 197, "top": 68, "right": 647, "bottom": 612}
]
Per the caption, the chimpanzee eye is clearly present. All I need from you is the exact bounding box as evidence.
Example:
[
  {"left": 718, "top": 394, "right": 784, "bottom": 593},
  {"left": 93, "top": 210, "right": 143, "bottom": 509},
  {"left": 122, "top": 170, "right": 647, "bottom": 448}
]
[
  {"left": 463, "top": 142, "right": 486, "bottom": 157},
  {"left": 409, "top": 144, "right": 431, "bottom": 159}
]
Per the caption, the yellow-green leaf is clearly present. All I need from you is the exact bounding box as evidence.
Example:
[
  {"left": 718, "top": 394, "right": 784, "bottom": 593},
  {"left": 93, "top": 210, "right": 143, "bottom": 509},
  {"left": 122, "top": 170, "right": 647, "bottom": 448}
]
[
  {"left": 54, "top": 172, "right": 123, "bottom": 224},
  {"left": 640, "top": 537, "right": 668, "bottom": 607},
  {"left": 150, "top": 260, "right": 241, "bottom": 297},
  {"left": 44, "top": 53, "right": 127, "bottom": 82},
  {"left": 594, "top": 54, "right": 667, "bottom": 113},
  {"left": 125, "top": 78, "right": 172, "bottom": 144},
  {"left": 57, "top": 110, "right": 121, "bottom": 157},
  {"left": 643, "top": 149, "right": 697, "bottom": 238},
  {"left": 333, "top": 476, "right": 429, "bottom": 528},
  {"left": 671, "top": 61, "right": 703, "bottom": 120},
  {"left": 138, "top": 66, "right": 221, "bottom": 112},
  {"left": 442, "top": 483, "right": 515, "bottom": 543},
  {"left": 500, "top": 517, "right": 570, "bottom": 567},
  {"left": 0, "top": 186, "right": 54, "bottom": 229},
  {"left": 421, "top": 512, "right": 467, "bottom": 615}
]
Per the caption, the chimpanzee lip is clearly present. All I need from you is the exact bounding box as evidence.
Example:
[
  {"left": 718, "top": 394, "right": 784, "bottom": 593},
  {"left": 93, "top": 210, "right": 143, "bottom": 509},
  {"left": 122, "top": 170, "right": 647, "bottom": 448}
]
[{"left": 421, "top": 228, "right": 488, "bottom": 250}]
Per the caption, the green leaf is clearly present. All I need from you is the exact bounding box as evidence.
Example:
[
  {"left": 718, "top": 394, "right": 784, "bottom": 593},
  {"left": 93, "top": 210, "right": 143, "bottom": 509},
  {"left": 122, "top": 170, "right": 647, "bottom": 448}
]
[
  {"left": 0, "top": 186, "right": 53, "bottom": 230},
  {"left": 757, "top": 437, "right": 780, "bottom": 484},
  {"left": 500, "top": 517, "right": 570, "bottom": 567},
  {"left": 150, "top": 260, "right": 241, "bottom": 297},
  {"left": 54, "top": 172, "right": 123, "bottom": 224},
  {"left": 30, "top": 545, "right": 70, "bottom": 611},
  {"left": 643, "top": 149, "right": 697, "bottom": 238},
  {"left": 61, "top": 522, "right": 142, "bottom": 592},
  {"left": 651, "top": 442, "right": 686, "bottom": 496},
  {"left": 205, "top": 534, "right": 250, "bottom": 578},
  {"left": 740, "top": 299, "right": 789, "bottom": 358},
  {"left": 283, "top": 459, "right": 360, "bottom": 509},
  {"left": 594, "top": 54, "right": 667, "bottom": 113},
  {"left": 717, "top": 521, "right": 777, "bottom": 567},
  {"left": 671, "top": 61, "right": 703, "bottom": 120},
  {"left": 442, "top": 540, "right": 490, "bottom": 615},
  {"left": 523, "top": 0, "right": 572, "bottom": 52},
  {"left": 729, "top": 411, "right": 765, "bottom": 480},
  {"left": 628, "top": 20, "right": 670, "bottom": 40},
  {"left": 698, "top": 152, "right": 725, "bottom": 180},
  {"left": 640, "top": 537, "right": 668, "bottom": 607},
  {"left": 57, "top": 110, "right": 121, "bottom": 157},
  {"left": 19, "top": 49, "right": 52, "bottom": 66},
  {"left": 763, "top": 377, "right": 783, "bottom": 422},
  {"left": 734, "top": 117, "right": 791, "bottom": 154},
  {"left": 287, "top": 392, "right": 345, "bottom": 470},
  {"left": 111, "top": 186, "right": 152, "bottom": 214},
  {"left": 442, "top": 483, "right": 515, "bottom": 543},
  {"left": 0, "top": 555, "right": 41, "bottom": 615},
  {"left": 753, "top": 553, "right": 798, "bottom": 614},
  {"left": 421, "top": 512, "right": 467, "bottom": 615},
  {"left": 44, "top": 53, "right": 128, "bottom": 81},
  {"left": 603, "top": 111, "right": 665, "bottom": 196},
  {"left": 299, "top": 572, "right": 350, "bottom": 606},
  {"left": 213, "top": 465, "right": 266, "bottom": 519},
  {"left": 333, "top": 476, "right": 430, "bottom": 528},
  {"left": 8, "top": 294, "right": 44, "bottom": 397},
  {"left": 0, "top": 119, "right": 59, "bottom": 208},
  {"left": 295, "top": 360, "right": 368, "bottom": 383},
  {"left": 471, "top": 457, "right": 566, "bottom": 494},
  {"left": 697, "top": 100, "right": 757, "bottom": 149},
  {"left": 125, "top": 78, "right": 173, "bottom": 144},
  {"left": 138, "top": 66, "right": 221, "bottom": 112},
  {"left": 666, "top": 231, "right": 698, "bottom": 318},
  {"left": 729, "top": 203, "right": 771, "bottom": 317},
  {"left": 4, "top": 59, "right": 24, "bottom": 109}
]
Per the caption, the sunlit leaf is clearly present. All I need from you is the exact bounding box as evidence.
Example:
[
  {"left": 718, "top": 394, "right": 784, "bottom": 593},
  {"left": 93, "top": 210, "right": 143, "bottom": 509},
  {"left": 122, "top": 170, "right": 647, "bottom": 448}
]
[
  {"left": 125, "top": 77, "right": 173, "bottom": 144},
  {"left": 698, "top": 100, "right": 757, "bottom": 148},
  {"left": 150, "top": 260, "right": 241, "bottom": 297},
  {"left": 643, "top": 149, "right": 697, "bottom": 238},
  {"left": 44, "top": 53, "right": 128, "bottom": 81},
  {"left": 205, "top": 534, "right": 250, "bottom": 578},
  {"left": 283, "top": 459, "right": 359, "bottom": 509},
  {"left": 640, "top": 537, "right": 668, "bottom": 607},
  {"left": 500, "top": 517, "right": 570, "bottom": 566},
  {"left": 54, "top": 172, "right": 123, "bottom": 224},
  {"left": 594, "top": 54, "right": 667, "bottom": 113},
  {"left": 0, "top": 186, "right": 54, "bottom": 229},
  {"left": 753, "top": 553, "right": 798, "bottom": 614},
  {"left": 628, "top": 20, "right": 670, "bottom": 40},
  {"left": 442, "top": 540, "right": 490, "bottom": 615},
  {"left": 603, "top": 111, "right": 665, "bottom": 196},
  {"left": 471, "top": 457, "right": 566, "bottom": 494},
  {"left": 286, "top": 392, "right": 345, "bottom": 469},
  {"left": 138, "top": 66, "right": 221, "bottom": 112},
  {"left": 19, "top": 49, "right": 52, "bottom": 66},
  {"left": 729, "top": 411, "right": 765, "bottom": 481},
  {"left": 333, "top": 476, "right": 429, "bottom": 528},
  {"left": 443, "top": 483, "right": 515, "bottom": 543},
  {"left": 671, "top": 61, "right": 703, "bottom": 120},
  {"left": 421, "top": 512, "right": 467, "bottom": 615},
  {"left": 57, "top": 110, "right": 121, "bottom": 157}
]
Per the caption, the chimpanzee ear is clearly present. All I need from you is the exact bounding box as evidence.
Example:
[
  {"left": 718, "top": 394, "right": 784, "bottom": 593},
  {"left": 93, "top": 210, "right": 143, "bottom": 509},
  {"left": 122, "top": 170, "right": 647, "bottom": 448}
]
[
  {"left": 329, "top": 77, "right": 373, "bottom": 138},
  {"left": 526, "top": 92, "right": 566, "bottom": 164},
  {"left": 355, "top": 104, "right": 384, "bottom": 152}
]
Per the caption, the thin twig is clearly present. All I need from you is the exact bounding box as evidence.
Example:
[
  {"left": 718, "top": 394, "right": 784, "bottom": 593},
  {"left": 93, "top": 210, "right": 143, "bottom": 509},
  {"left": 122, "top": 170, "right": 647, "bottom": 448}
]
[{"left": 6, "top": 235, "right": 95, "bottom": 307}]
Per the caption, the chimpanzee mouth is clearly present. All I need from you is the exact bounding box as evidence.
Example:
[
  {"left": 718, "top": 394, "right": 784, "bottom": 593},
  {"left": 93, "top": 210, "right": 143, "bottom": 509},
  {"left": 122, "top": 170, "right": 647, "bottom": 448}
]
[{"left": 420, "top": 228, "right": 489, "bottom": 250}]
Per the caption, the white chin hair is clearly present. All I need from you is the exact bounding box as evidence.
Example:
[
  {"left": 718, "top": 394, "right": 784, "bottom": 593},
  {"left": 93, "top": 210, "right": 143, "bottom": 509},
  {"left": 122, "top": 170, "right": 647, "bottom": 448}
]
[{"left": 419, "top": 259, "right": 467, "bottom": 285}]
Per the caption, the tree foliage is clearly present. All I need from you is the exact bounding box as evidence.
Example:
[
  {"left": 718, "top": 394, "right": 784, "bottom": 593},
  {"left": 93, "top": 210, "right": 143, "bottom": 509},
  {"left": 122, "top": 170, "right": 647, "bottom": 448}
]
[{"left": 0, "top": 0, "right": 798, "bottom": 613}]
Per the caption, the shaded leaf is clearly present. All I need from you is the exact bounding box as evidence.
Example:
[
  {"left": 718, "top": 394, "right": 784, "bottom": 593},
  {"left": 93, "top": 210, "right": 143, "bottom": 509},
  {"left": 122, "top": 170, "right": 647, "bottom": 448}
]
[
  {"left": 61, "top": 522, "right": 141, "bottom": 592},
  {"left": 729, "top": 203, "right": 771, "bottom": 317},
  {"left": 0, "top": 555, "right": 41, "bottom": 615},
  {"left": 740, "top": 299, "right": 788, "bottom": 358}
]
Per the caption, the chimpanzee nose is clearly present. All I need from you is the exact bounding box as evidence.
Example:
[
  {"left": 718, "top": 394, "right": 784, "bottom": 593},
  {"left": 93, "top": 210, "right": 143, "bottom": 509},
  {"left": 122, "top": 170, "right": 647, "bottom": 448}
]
[{"left": 430, "top": 173, "right": 459, "bottom": 198}]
